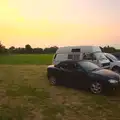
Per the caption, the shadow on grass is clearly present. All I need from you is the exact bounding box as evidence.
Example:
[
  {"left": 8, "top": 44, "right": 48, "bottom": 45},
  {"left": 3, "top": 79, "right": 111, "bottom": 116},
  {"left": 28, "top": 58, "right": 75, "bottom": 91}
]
[{"left": 57, "top": 83, "right": 120, "bottom": 98}]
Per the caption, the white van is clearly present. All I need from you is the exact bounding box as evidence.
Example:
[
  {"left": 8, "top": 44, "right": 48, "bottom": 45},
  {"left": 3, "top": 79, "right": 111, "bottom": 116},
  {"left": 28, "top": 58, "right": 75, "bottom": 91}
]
[
  {"left": 53, "top": 46, "right": 110, "bottom": 69},
  {"left": 104, "top": 53, "right": 120, "bottom": 73}
]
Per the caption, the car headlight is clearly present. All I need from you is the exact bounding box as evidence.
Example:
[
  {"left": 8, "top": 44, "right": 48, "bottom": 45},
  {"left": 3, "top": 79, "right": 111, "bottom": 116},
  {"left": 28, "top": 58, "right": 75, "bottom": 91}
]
[{"left": 108, "top": 79, "right": 118, "bottom": 84}]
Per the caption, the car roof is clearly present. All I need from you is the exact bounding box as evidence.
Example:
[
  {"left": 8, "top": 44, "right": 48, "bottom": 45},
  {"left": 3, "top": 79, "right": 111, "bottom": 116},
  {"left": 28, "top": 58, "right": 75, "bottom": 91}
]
[
  {"left": 59, "top": 60, "right": 77, "bottom": 63},
  {"left": 58, "top": 60, "right": 88, "bottom": 64}
]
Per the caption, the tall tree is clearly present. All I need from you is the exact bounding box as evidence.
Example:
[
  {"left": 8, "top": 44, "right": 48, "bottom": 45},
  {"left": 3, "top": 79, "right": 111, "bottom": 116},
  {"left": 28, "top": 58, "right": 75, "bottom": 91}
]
[
  {"left": 9, "top": 46, "right": 15, "bottom": 50},
  {"left": 25, "top": 44, "right": 32, "bottom": 53},
  {"left": 9, "top": 46, "right": 15, "bottom": 53}
]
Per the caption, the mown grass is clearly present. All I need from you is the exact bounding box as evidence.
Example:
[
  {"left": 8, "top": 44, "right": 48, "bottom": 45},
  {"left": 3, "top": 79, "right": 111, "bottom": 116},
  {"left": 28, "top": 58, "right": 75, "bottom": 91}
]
[
  {"left": 0, "top": 54, "right": 53, "bottom": 65},
  {"left": 0, "top": 65, "right": 120, "bottom": 120}
]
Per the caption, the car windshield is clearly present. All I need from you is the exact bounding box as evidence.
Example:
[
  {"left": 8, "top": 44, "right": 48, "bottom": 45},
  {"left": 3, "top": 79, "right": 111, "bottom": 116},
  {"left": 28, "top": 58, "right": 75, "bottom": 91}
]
[
  {"left": 106, "top": 53, "right": 118, "bottom": 61},
  {"left": 94, "top": 52, "right": 108, "bottom": 60},
  {"left": 79, "top": 61, "right": 100, "bottom": 72}
]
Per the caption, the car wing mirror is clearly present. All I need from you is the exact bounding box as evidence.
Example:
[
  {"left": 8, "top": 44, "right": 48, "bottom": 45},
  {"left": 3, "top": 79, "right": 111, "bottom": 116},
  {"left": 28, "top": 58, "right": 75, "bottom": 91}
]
[{"left": 59, "top": 67, "right": 64, "bottom": 70}]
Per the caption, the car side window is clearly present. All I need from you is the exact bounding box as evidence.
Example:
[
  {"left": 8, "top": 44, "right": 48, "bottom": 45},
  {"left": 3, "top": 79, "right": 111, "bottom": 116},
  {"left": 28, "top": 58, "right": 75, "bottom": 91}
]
[
  {"left": 67, "top": 63, "right": 76, "bottom": 70},
  {"left": 59, "top": 63, "right": 68, "bottom": 69},
  {"left": 59, "top": 62, "right": 76, "bottom": 70},
  {"left": 75, "top": 63, "right": 84, "bottom": 72}
]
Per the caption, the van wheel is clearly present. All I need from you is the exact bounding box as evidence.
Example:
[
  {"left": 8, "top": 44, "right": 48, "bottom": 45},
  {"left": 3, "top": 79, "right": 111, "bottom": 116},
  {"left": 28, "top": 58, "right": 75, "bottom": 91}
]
[
  {"left": 90, "top": 82, "right": 102, "bottom": 94},
  {"left": 48, "top": 76, "right": 57, "bottom": 86},
  {"left": 112, "top": 66, "right": 120, "bottom": 74}
]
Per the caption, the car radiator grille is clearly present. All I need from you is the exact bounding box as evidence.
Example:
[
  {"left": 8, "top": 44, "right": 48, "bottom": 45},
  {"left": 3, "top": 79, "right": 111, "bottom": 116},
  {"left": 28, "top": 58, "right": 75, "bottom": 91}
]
[{"left": 102, "top": 63, "right": 110, "bottom": 67}]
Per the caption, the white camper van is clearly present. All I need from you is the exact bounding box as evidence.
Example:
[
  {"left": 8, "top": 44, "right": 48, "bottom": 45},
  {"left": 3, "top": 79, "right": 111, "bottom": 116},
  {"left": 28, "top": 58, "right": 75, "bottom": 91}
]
[{"left": 53, "top": 46, "right": 110, "bottom": 69}]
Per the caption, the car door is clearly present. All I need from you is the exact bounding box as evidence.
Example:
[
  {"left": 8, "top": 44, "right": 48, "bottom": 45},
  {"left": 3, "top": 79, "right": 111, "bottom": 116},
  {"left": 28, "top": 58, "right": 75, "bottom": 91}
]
[
  {"left": 64, "top": 63, "right": 77, "bottom": 87},
  {"left": 60, "top": 62, "right": 83, "bottom": 88},
  {"left": 57, "top": 62, "right": 73, "bottom": 85},
  {"left": 70, "top": 63, "right": 89, "bottom": 88}
]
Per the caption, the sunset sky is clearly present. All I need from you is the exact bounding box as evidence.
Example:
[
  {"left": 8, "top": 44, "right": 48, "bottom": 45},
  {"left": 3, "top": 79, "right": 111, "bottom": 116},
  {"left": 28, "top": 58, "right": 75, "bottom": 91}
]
[{"left": 1, "top": 0, "right": 120, "bottom": 48}]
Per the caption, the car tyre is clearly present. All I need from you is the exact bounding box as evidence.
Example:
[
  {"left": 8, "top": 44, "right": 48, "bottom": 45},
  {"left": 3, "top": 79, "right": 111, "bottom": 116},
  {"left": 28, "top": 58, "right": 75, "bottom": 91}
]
[
  {"left": 90, "top": 81, "right": 102, "bottom": 94},
  {"left": 48, "top": 76, "right": 57, "bottom": 86}
]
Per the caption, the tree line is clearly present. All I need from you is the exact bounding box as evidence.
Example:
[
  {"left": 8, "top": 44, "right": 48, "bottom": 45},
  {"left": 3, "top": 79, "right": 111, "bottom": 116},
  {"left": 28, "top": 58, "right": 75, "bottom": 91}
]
[
  {"left": 0, "top": 42, "right": 120, "bottom": 54},
  {"left": 0, "top": 42, "right": 58, "bottom": 54}
]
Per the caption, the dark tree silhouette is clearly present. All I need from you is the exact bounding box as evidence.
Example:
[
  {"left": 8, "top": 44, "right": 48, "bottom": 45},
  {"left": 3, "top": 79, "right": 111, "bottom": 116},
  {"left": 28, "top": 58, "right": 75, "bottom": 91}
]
[
  {"left": 102, "top": 46, "right": 116, "bottom": 53},
  {"left": 1, "top": 41, "right": 119, "bottom": 55},
  {"left": 9, "top": 46, "right": 15, "bottom": 53},
  {"left": 33, "top": 48, "right": 43, "bottom": 54},
  {"left": 44, "top": 46, "right": 58, "bottom": 54},
  {"left": 25, "top": 44, "right": 32, "bottom": 53},
  {"left": 9, "top": 46, "right": 15, "bottom": 50},
  {"left": 0, "top": 42, "right": 6, "bottom": 54}
]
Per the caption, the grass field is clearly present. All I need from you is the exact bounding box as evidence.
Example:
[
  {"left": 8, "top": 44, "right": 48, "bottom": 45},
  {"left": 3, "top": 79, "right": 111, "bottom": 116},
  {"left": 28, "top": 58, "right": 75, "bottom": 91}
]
[
  {"left": 0, "top": 54, "right": 53, "bottom": 65},
  {"left": 0, "top": 65, "right": 120, "bottom": 120}
]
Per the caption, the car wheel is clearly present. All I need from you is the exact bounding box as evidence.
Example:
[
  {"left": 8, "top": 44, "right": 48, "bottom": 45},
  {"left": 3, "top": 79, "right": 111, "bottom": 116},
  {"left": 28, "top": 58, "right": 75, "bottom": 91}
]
[
  {"left": 48, "top": 76, "right": 57, "bottom": 86},
  {"left": 112, "top": 67, "right": 120, "bottom": 74},
  {"left": 90, "top": 82, "right": 102, "bottom": 94}
]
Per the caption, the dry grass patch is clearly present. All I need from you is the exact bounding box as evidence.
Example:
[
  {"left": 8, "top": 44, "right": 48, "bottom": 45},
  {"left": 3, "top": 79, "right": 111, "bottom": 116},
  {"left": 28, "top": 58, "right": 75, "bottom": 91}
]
[{"left": 0, "top": 65, "right": 120, "bottom": 120}]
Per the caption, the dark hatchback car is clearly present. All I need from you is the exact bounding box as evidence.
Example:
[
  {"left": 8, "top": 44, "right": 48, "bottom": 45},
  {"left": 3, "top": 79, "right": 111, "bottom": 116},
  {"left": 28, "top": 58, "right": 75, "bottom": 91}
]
[{"left": 47, "top": 60, "right": 120, "bottom": 94}]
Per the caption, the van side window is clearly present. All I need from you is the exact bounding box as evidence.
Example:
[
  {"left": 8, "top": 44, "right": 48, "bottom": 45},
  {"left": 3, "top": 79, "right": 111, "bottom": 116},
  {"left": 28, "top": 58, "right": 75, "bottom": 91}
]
[
  {"left": 71, "top": 49, "right": 80, "bottom": 52},
  {"left": 68, "top": 54, "right": 73, "bottom": 59},
  {"left": 73, "top": 55, "right": 80, "bottom": 61},
  {"left": 83, "top": 53, "right": 92, "bottom": 60}
]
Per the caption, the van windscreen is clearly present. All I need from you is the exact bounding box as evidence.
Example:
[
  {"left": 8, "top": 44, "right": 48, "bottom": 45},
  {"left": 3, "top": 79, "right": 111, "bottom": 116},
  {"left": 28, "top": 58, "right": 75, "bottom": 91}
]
[
  {"left": 94, "top": 52, "right": 107, "bottom": 60},
  {"left": 54, "top": 54, "right": 57, "bottom": 59}
]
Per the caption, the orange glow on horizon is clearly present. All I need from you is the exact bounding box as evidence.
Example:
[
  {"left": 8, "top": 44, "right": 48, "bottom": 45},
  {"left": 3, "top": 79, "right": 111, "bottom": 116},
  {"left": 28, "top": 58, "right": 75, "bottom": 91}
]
[{"left": 0, "top": 0, "right": 120, "bottom": 48}]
